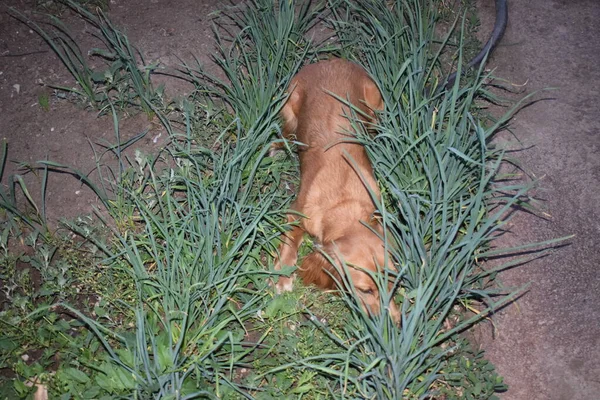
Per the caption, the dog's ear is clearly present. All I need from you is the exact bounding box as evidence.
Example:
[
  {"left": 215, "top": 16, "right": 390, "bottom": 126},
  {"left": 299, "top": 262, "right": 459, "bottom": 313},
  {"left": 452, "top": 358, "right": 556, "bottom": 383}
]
[
  {"left": 298, "top": 247, "right": 337, "bottom": 290},
  {"left": 362, "top": 78, "right": 384, "bottom": 118},
  {"left": 299, "top": 239, "right": 355, "bottom": 291},
  {"left": 281, "top": 82, "right": 302, "bottom": 137}
]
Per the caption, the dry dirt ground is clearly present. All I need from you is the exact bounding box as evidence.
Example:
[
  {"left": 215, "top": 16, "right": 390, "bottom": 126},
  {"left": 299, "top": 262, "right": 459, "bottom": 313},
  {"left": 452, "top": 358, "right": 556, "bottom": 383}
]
[
  {"left": 0, "top": 0, "right": 221, "bottom": 223},
  {"left": 1, "top": 1, "right": 599, "bottom": 399},
  {"left": 474, "top": 0, "right": 600, "bottom": 399}
]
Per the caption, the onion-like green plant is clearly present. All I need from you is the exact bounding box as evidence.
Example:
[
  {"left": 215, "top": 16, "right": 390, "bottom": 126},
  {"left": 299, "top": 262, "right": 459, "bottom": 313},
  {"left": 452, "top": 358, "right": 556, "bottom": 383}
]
[{"left": 179, "top": 0, "right": 324, "bottom": 129}]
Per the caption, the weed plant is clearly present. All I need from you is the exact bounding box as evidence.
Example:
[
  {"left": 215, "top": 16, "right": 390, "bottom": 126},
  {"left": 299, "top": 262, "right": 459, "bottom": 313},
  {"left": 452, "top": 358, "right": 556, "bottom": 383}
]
[{"left": 0, "top": 140, "right": 130, "bottom": 398}]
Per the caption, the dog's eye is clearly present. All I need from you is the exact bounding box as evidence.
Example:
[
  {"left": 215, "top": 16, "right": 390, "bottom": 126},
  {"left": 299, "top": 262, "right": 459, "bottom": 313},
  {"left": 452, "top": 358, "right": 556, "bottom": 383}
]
[{"left": 358, "top": 288, "right": 374, "bottom": 295}]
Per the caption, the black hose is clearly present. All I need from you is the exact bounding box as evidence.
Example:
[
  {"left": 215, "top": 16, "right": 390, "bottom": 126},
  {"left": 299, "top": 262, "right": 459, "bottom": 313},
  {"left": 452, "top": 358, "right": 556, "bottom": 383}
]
[{"left": 439, "top": 0, "right": 508, "bottom": 92}]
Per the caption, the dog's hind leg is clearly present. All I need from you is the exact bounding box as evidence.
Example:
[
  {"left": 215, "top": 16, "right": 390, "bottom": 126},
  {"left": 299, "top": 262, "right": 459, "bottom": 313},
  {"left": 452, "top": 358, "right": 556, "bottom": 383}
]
[{"left": 270, "top": 84, "right": 302, "bottom": 157}]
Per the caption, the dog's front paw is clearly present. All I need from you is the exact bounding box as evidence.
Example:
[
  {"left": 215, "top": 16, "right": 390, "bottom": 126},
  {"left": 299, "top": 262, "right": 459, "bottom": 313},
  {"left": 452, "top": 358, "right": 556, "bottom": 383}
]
[{"left": 275, "top": 275, "right": 295, "bottom": 294}]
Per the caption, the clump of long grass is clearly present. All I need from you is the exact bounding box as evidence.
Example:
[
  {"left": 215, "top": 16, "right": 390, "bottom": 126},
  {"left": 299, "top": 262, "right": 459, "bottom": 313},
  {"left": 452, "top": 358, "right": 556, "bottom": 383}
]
[
  {"left": 61, "top": 116, "right": 289, "bottom": 398},
  {"left": 180, "top": 0, "right": 324, "bottom": 129}
]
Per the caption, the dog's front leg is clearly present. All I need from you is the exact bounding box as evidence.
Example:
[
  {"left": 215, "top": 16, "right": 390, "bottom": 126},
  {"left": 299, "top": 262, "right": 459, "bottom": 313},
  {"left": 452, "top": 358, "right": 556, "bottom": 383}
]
[{"left": 274, "top": 213, "right": 304, "bottom": 293}]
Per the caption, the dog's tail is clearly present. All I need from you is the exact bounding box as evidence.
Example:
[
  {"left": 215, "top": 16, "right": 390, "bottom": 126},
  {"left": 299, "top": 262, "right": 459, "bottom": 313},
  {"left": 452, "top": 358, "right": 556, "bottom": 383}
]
[{"left": 438, "top": 0, "right": 508, "bottom": 93}]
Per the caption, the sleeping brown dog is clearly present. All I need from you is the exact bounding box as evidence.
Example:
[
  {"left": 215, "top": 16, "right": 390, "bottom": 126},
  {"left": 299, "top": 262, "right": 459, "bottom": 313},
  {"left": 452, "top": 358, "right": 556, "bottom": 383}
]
[{"left": 273, "top": 58, "right": 400, "bottom": 323}]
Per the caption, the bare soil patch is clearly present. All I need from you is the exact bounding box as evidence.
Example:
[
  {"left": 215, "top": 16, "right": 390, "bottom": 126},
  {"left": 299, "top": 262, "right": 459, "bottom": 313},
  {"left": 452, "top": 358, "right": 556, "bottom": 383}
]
[{"left": 0, "top": 0, "right": 220, "bottom": 224}]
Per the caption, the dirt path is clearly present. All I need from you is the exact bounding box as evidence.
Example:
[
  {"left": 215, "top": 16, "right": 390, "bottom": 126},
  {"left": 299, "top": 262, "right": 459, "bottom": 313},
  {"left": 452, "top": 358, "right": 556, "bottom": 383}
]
[{"left": 475, "top": 1, "right": 600, "bottom": 399}]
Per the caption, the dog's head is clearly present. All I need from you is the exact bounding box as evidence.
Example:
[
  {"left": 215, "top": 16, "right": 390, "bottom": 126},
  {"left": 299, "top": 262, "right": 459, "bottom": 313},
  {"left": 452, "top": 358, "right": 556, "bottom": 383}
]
[{"left": 313, "top": 227, "right": 401, "bottom": 324}]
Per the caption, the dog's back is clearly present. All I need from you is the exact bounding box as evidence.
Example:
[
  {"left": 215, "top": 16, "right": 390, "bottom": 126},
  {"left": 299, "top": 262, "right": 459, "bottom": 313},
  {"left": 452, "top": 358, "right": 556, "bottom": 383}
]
[
  {"left": 281, "top": 59, "right": 383, "bottom": 240},
  {"left": 282, "top": 59, "right": 381, "bottom": 147}
]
